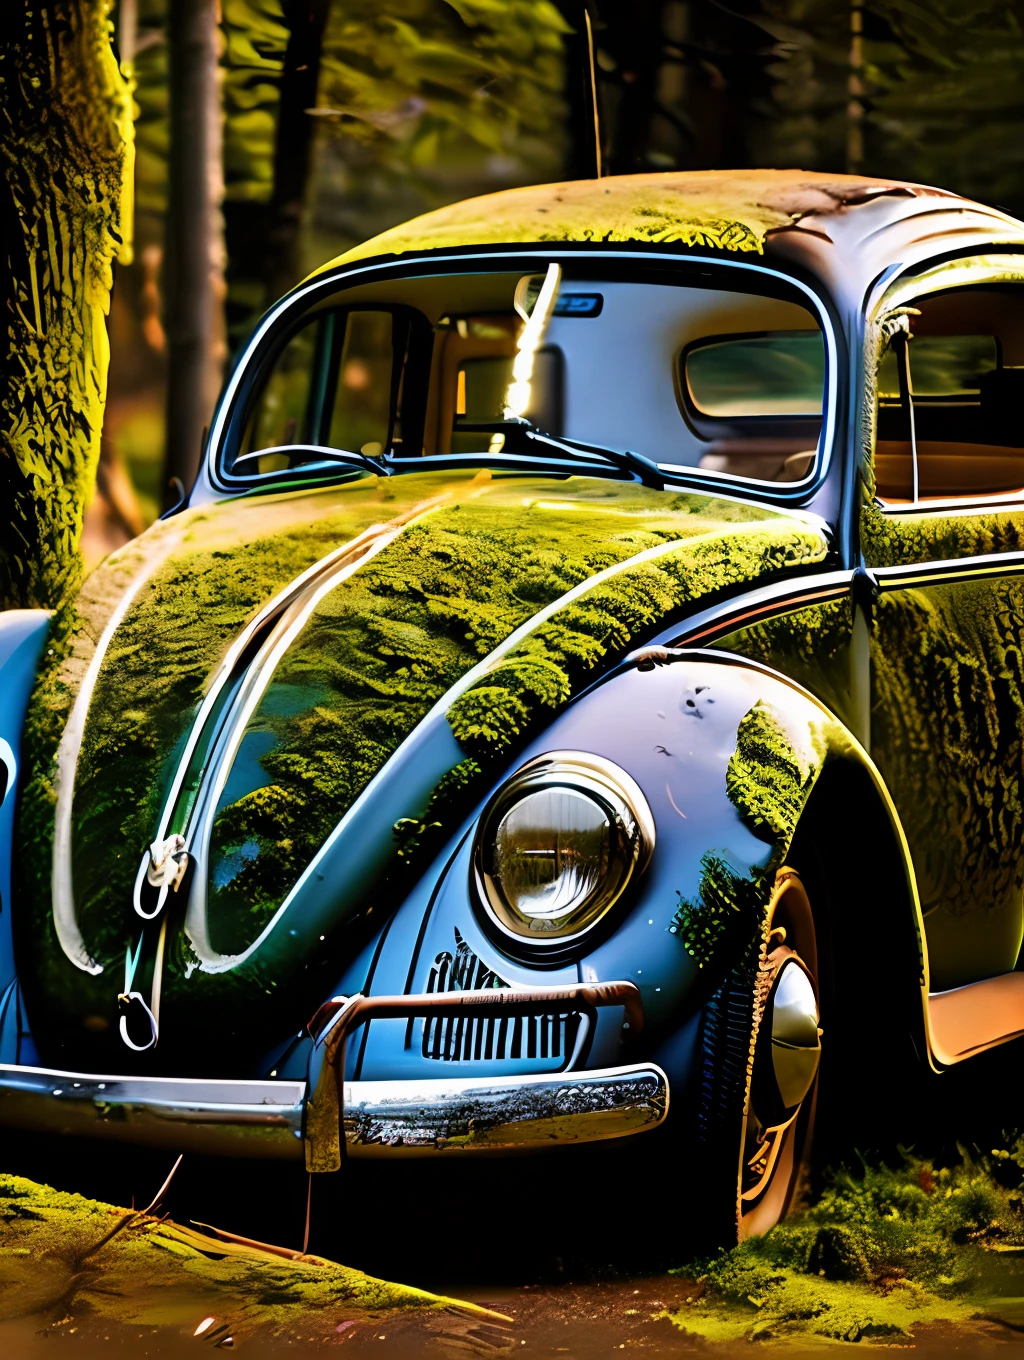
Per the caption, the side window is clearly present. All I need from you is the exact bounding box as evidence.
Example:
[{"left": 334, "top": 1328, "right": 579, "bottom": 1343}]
[
  {"left": 236, "top": 310, "right": 394, "bottom": 475},
  {"left": 679, "top": 330, "right": 825, "bottom": 484},
  {"left": 874, "top": 286, "right": 1024, "bottom": 503}
]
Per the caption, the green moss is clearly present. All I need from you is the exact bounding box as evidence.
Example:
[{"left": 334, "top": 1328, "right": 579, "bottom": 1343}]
[
  {"left": 669, "top": 700, "right": 822, "bottom": 972},
  {"left": 18, "top": 469, "right": 828, "bottom": 1052},
  {"left": 0, "top": 1173, "right": 488, "bottom": 1337},
  {"left": 862, "top": 497, "right": 1024, "bottom": 569},
  {"left": 717, "top": 596, "right": 858, "bottom": 733},
  {"left": 203, "top": 487, "right": 824, "bottom": 956},
  {"left": 18, "top": 474, "right": 436, "bottom": 1007},
  {"left": 1, "top": 1, "right": 133, "bottom": 611},
  {"left": 726, "top": 699, "right": 821, "bottom": 845},
  {"left": 313, "top": 171, "right": 937, "bottom": 275},
  {"left": 670, "top": 1150, "right": 1024, "bottom": 1344},
  {"left": 867, "top": 577, "right": 1024, "bottom": 985},
  {"left": 669, "top": 852, "right": 765, "bottom": 969},
  {"left": 447, "top": 522, "right": 827, "bottom": 760}
]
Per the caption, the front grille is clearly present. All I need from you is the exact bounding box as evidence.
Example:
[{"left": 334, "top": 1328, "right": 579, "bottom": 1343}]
[{"left": 421, "top": 930, "right": 583, "bottom": 1066}]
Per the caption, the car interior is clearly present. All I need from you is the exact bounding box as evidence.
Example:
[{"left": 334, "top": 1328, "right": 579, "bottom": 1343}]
[
  {"left": 874, "top": 285, "right": 1024, "bottom": 504},
  {"left": 227, "top": 266, "right": 827, "bottom": 490}
]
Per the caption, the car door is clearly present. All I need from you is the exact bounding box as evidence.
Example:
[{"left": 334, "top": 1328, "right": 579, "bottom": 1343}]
[{"left": 862, "top": 255, "right": 1024, "bottom": 992}]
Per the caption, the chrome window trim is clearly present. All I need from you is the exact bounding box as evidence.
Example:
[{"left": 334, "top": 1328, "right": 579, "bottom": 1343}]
[
  {"left": 871, "top": 547, "right": 1024, "bottom": 591},
  {"left": 866, "top": 251, "right": 1024, "bottom": 518},
  {"left": 204, "top": 246, "right": 841, "bottom": 509}
]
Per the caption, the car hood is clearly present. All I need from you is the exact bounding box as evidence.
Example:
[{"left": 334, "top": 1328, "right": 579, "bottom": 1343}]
[{"left": 16, "top": 469, "right": 829, "bottom": 1071}]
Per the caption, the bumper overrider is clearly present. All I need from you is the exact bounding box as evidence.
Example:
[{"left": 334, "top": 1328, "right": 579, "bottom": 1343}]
[{"left": 0, "top": 982, "right": 668, "bottom": 1165}]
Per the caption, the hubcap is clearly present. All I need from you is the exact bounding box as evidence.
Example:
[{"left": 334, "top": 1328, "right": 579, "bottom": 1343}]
[{"left": 769, "top": 960, "right": 821, "bottom": 1112}]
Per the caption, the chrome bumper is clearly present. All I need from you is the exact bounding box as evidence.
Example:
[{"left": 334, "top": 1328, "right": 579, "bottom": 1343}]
[
  {"left": 343, "top": 1063, "right": 668, "bottom": 1156},
  {"left": 0, "top": 1059, "right": 667, "bottom": 1161},
  {"left": 0, "top": 1064, "right": 307, "bottom": 1158},
  {"left": 0, "top": 981, "right": 669, "bottom": 1163}
]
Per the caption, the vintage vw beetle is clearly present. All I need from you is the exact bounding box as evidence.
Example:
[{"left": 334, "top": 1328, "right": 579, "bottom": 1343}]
[{"left": 4, "top": 169, "right": 1024, "bottom": 1245}]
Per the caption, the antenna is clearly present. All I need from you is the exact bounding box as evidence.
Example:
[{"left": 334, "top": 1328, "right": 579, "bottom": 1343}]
[{"left": 583, "top": 7, "right": 603, "bottom": 179}]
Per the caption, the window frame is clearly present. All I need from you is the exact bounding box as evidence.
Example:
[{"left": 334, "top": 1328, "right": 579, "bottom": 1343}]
[
  {"left": 868, "top": 253, "right": 1024, "bottom": 517},
  {"left": 207, "top": 248, "right": 842, "bottom": 509}
]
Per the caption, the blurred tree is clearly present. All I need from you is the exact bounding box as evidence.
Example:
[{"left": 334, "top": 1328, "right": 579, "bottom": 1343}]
[
  {"left": 301, "top": 0, "right": 570, "bottom": 288},
  {"left": 222, "top": 0, "right": 573, "bottom": 344},
  {"left": 0, "top": 0, "right": 133, "bottom": 610},
  {"left": 163, "top": 0, "right": 223, "bottom": 501},
  {"left": 753, "top": 0, "right": 1024, "bottom": 214}
]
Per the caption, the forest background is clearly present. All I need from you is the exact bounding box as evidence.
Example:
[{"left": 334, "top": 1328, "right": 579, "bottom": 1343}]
[{"left": 3, "top": 0, "right": 1024, "bottom": 612}]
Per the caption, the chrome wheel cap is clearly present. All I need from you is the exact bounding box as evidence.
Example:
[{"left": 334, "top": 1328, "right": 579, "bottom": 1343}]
[{"left": 770, "top": 961, "right": 821, "bottom": 1112}]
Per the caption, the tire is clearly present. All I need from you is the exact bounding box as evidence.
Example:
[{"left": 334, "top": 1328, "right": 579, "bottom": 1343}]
[{"left": 695, "top": 866, "right": 822, "bottom": 1245}]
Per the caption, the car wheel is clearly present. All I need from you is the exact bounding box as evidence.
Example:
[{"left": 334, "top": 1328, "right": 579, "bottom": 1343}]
[{"left": 696, "top": 865, "right": 822, "bottom": 1244}]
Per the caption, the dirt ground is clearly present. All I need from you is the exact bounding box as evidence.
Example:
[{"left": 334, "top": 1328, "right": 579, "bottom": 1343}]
[{"left": 5, "top": 1276, "right": 1024, "bottom": 1357}]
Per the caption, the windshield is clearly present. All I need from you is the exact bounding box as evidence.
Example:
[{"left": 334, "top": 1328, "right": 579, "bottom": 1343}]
[{"left": 221, "top": 263, "right": 828, "bottom": 491}]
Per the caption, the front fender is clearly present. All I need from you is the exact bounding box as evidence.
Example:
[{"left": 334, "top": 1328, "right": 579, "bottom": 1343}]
[
  {"left": 360, "top": 648, "right": 923, "bottom": 1087},
  {"left": 0, "top": 611, "right": 51, "bottom": 1060}
]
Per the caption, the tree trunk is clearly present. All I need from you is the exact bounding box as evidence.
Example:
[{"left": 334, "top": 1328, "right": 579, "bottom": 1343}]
[
  {"left": 223, "top": 0, "right": 328, "bottom": 349},
  {"left": 263, "top": 0, "right": 330, "bottom": 303},
  {"left": 0, "top": 1, "right": 133, "bottom": 611},
  {"left": 163, "top": 0, "right": 223, "bottom": 503}
]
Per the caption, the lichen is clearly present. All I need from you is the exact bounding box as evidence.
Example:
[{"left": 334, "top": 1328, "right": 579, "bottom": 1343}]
[
  {"left": 0, "top": 0, "right": 134, "bottom": 610},
  {"left": 670, "top": 1149, "right": 1024, "bottom": 1345},
  {"left": 725, "top": 700, "right": 821, "bottom": 845},
  {"left": 0, "top": 1172, "right": 487, "bottom": 1339}
]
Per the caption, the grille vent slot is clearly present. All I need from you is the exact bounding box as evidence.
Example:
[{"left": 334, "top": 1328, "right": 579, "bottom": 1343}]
[{"left": 421, "top": 930, "right": 582, "bottom": 1066}]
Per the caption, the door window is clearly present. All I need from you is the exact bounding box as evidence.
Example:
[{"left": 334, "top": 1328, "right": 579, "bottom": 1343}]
[{"left": 873, "top": 287, "right": 1024, "bottom": 503}]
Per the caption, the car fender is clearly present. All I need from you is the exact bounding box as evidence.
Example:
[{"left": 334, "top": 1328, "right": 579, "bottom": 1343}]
[
  {"left": 0, "top": 611, "right": 51, "bottom": 1061},
  {"left": 370, "top": 647, "right": 926, "bottom": 1090}
]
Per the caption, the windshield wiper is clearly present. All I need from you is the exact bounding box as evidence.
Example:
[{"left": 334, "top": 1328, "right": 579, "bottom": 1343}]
[
  {"left": 232, "top": 444, "right": 389, "bottom": 478},
  {"left": 523, "top": 429, "right": 666, "bottom": 488}
]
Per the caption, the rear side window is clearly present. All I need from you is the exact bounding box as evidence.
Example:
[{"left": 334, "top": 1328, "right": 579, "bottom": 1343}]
[{"left": 685, "top": 332, "right": 825, "bottom": 417}]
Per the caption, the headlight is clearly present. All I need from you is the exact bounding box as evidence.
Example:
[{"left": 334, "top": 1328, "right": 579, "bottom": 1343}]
[{"left": 473, "top": 752, "right": 655, "bottom": 949}]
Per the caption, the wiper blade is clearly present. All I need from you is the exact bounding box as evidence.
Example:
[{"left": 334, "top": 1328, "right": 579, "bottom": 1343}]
[
  {"left": 232, "top": 444, "right": 389, "bottom": 478},
  {"left": 523, "top": 430, "right": 665, "bottom": 488}
]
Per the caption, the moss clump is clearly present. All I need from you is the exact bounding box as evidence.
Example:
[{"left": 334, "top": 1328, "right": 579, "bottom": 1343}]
[
  {"left": 203, "top": 486, "right": 821, "bottom": 956},
  {"left": 447, "top": 523, "right": 827, "bottom": 762},
  {"left": 314, "top": 170, "right": 938, "bottom": 273},
  {"left": 669, "top": 853, "right": 765, "bottom": 970},
  {"left": 726, "top": 699, "right": 821, "bottom": 845},
  {"left": 0, "top": 1172, "right": 491, "bottom": 1339},
  {"left": 671, "top": 1151, "right": 1024, "bottom": 1344},
  {"left": 671, "top": 700, "right": 822, "bottom": 972}
]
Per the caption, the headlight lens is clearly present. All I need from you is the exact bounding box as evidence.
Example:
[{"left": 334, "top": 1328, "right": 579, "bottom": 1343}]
[{"left": 474, "top": 752, "right": 655, "bottom": 946}]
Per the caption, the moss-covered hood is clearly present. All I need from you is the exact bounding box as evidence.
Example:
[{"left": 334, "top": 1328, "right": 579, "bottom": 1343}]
[{"left": 16, "top": 469, "right": 828, "bottom": 1071}]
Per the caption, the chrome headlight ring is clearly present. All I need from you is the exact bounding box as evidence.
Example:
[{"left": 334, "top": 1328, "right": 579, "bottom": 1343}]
[{"left": 472, "top": 751, "right": 655, "bottom": 957}]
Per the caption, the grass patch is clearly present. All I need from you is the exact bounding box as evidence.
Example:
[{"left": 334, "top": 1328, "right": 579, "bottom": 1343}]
[
  {"left": 670, "top": 1144, "right": 1024, "bottom": 1344},
  {"left": 0, "top": 1172, "right": 494, "bottom": 1340}
]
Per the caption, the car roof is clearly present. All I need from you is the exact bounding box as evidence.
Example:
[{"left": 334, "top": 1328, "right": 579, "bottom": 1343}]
[{"left": 308, "top": 168, "right": 1024, "bottom": 304}]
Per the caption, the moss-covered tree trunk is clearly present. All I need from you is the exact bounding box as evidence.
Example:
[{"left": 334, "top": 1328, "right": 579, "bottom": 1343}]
[{"left": 0, "top": 0, "right": 133, "bottom": 612}]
